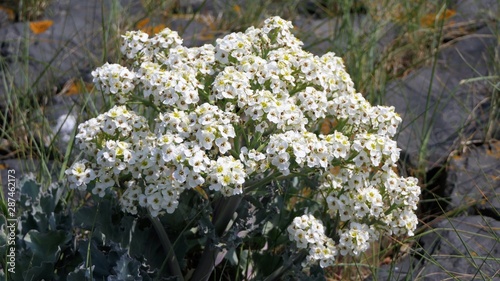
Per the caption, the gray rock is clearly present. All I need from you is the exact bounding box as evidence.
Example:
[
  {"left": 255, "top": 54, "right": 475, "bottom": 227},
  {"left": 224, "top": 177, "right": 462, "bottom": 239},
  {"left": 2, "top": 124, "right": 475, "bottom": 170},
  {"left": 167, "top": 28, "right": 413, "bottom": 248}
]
[
  {"left": 446, "top": 141, "right": 500, "bottom": 217},
  {"left": 169, "top": 17, "right": 214, "bottom": 47},
  {"left": 385, "top": 26, "right": 496, "bottom": 169},
  {"left": 386, "top": 71, "right": 488, "bottom": 168},
  {"left": 0, "top": 8, "right": 11, "bottom": 29},
  {"left": 365, "top": 254, "right": 422, "bottom": 281},
  {"left": 118, "top": 0, "right": 146, "bottom": 18},
  {"left": 452, "top": 0, "right": 499, "bottom": 23},
  {"left": 415, "top": 216, "right": 500, "bottom": 280},
  {"left": 178, "top": 0, "right": 211, "bottom": 12},
  {"left": 0, "top": 0, "right": 104, "bottom": 109},
  {"left": 293, "top": 14, "right": 368, "bottom": 55},
  {"left": 438, "top": 26, "right": 497, "bottom": 83}
]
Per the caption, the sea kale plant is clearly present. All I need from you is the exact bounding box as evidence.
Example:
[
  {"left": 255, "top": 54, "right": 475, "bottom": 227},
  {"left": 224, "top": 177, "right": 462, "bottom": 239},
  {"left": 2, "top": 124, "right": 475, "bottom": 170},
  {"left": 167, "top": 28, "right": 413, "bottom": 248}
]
[{"left": 66, "top": 16, "right": 420, "bottom": 279}]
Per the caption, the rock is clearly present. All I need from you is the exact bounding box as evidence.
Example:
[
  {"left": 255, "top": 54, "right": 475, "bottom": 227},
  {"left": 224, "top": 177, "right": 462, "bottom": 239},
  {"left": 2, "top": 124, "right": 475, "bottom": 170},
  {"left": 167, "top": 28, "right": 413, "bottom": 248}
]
[
  {"left": 415, "top": 216, "right": 500, "bottom": 280},
  {"left": 169, "top": 17, "right": 215, "bottom": 47},
  {"left": 118, "top": 0, "right": 146, "bottom": 18},
  {"left": 0, "top": 0, "right": 104, "bottom": 109},
  {"left": 452, "top": 0, "right": 499, "bottom": 22},
  {"left": 385, "top": 26, "right": 496, "bottom": 169},
  {"left": 386, "top": 71, "right": 487, "bottom": 169},
  {"left": 0, "top": 8, "right": 11, "bottom": 28},
  {"left": 438, "top": 26, "right": 497, "bottom": 84},
  {"left": 178, "top": 0, "right": 210, "bottom": 12},
  {"left": 293, "top": 14, "right": 373, "bottom": 56},
  {"left": 293, "top": 14, "right": 367, "bottom": 55},
  {"left": 446, "top": 141, "right": 500, "bottom": 218},
  {"left": 365, "top": 254, "right": 422, "bottom": 281},
  {"left": 383, "top": 0, "right": 499, "bottom": 169},
  {"left": 293, "top": 17, "right": 336, "bottom": 55}
]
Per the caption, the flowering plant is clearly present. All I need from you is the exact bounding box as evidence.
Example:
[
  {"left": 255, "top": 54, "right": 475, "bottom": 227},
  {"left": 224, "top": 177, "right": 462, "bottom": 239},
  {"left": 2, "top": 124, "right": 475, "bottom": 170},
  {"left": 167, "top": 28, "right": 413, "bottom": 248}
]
[{"left": 66, "top": 16, "right": 420, "bottom": 279}]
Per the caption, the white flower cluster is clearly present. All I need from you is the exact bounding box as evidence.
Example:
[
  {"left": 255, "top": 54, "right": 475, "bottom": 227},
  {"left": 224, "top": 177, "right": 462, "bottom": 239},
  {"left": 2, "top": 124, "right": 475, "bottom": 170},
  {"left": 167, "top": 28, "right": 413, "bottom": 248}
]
[
  {"left": 266, "top": 131, "right": 350, "bottom": 175},
  {"left": 120, "top": 28, "right": 183, "bottom": 63},
  {"left": 91, "top": 63, "right": 136, "bottom": 104},
  {"left": 67, "top": 16, "right": 420, "bottom": 264},
  {"left": 287, "top": 214, "right": 337, "bottom": 268},
  {"left": 67, "top": 103, "right": 245, "bottom": 216}
]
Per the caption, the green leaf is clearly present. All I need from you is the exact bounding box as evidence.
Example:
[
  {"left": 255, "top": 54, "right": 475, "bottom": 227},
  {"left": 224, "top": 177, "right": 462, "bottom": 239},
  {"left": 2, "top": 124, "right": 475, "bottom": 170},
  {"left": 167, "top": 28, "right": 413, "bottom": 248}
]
[
  {"left": 40, "top": 193, "right": 56, "bottom": 214},
  {"left": 74, "top": 198, "right": 135, "bottom": 246},
  {"left": 238, "top": 249, "right": 251, "bottom": 277},
  {"left": 20, "top": 179, "right": 41, "bottom": 200},
  {"left": 225, "top": 247, "right": 239, "bottom": 266},
  {"left": 22, "top": 262, "right": 55, "bottom": 281},
  {"left": 109, "top": 253, "right": 142, "bottom": 281},
  {"left": 78, "top": 238, "right": 112, "bottom": 277},
  {"left": 24, "top": 229, "right": 70, "bottom": 264},
  {"left": 251, "top": 252, "right": 282, "bottom": 277},
  {"left": 67, "top": 265, "right": 92, "bottom": 281},
  {"left": 73, "top": 204, "right": 98, "bottom": 228},
  {"left": 129, "top": 224, "right": 164, "bottom": 270}
]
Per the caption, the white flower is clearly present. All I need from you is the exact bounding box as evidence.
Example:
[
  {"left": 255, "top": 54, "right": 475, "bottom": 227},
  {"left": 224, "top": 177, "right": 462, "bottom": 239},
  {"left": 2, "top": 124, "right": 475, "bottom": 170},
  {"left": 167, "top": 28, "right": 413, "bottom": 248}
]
[
  {"left": 91, "top": 185, "right": 106, "bottom": 197},
  {"left": 65, "top": 160, "right": 96, "bottom": 190},
  {"left": 187, "top": 172, "right": 205, "bottom": 188},
  {"left": 294, "top": 229, "right": 308, "bottom": 249},
  {"left": 147, "top": 192, "right": 163, "bottom": 212},
  {"left": 188, "top": 150, "right": 209, "bottom": 173},
  {"left": 207, "top": 156, "right": 246, "bottom": 195},
  {"left": 271, "top": 152, "right": 290, "bottom": 172},
  {"left": 173, "top": 165, "right": 190, "bottom": 183},
  {"left": 196, "top": 129, "right": 215, "bottom": 150},
  {"left": 215, "top": 137, "right": 231, "bottom": 154},
  {"left": 163, "top": 199, "right": 179, "bottom": 214}
]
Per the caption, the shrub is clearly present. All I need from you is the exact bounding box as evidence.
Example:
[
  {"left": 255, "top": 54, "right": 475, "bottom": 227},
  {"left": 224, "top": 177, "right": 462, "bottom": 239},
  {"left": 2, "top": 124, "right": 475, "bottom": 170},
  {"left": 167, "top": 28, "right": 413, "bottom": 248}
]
[{"left": 63, "top": 16, "right": 420, "bottom": 280}]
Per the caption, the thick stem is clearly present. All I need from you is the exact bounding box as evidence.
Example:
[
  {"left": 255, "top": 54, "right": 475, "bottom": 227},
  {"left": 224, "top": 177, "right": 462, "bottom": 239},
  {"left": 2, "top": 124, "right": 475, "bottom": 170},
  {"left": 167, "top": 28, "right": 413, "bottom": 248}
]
[
  {"left": 148, "top": 214, "right": 184, "bottom": 281},
  {"left": 213, "top": 195, "right": 243, "bottom": 236},
  {"left": 190, "top": 195, "right": 243, "bottom": 281}
]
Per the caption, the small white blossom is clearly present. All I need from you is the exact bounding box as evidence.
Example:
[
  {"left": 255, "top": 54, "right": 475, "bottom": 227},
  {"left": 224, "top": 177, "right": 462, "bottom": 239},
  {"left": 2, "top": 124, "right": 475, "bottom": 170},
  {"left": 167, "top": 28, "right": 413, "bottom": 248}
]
[{"left": 65, "top": 160, "right": 96, "bottom": 190}]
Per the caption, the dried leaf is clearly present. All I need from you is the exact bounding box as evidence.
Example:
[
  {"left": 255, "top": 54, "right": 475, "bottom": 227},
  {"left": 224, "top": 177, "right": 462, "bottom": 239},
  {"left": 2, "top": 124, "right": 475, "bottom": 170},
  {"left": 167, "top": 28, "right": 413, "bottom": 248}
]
[
  {"left": 59, "top": 79, "right": 94, "bottom": 96},
  {"left": 232, "top": 4, "right": 242, "bottom": 15},
  {"left": 66, "top": 81, "right": 80, "bottom": 95},
  {"left": 136, "top": 17, "right": 167, "bottom": 36},
  {"left": 29, "top": 20, "right": 53, "bottom": 34},
  {"left": 321, "top": 118, "right": 337, "bottom": 134},
  {"left": 0, "top": 6, "right": 15, "bottom": 21},
  {"left": 197, "top": 32, "right": 215, "bottom": 41},
  {"left": 194, "top": 186, "right": 208, "bottom": 200},
  {"left": 420, "top": 9, "right": 456, "bottom": 27},
  {"left": 135, "top": 17, "right": 150, "bottom": 30},
  {"left": 141, "top": 23, "right": 166, "bottom": 35},
  {"left": 321, "top": 119, "right": 331, "bottom": 134},
  {"left": 151, "top": 24, "right": 166, "bottom": 34}
]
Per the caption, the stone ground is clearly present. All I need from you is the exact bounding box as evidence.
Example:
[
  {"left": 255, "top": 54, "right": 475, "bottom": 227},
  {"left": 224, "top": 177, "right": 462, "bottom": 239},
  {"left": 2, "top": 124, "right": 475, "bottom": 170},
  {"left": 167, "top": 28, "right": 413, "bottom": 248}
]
[{"left": 0, "top": 0, "right": 498, "bottom": 279}]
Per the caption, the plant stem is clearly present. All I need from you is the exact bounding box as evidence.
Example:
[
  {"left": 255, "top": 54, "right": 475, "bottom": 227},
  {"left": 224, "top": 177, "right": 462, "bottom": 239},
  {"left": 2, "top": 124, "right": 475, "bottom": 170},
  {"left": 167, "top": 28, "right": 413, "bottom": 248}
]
[
  {"left": 191, "top": 195, "right": 243, "bottom": 281},
  {"left": 148, "top": 214, "right": 184, "bottom": 281}
]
